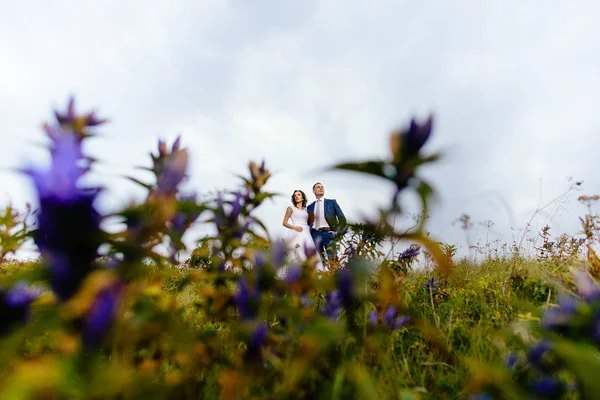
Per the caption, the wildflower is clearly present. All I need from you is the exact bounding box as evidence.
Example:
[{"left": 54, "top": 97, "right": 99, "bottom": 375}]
[
  {"left": 25, "top": 131, "right": 102, "bottom": 301},
  {"left": 368, "top": 310, "right": 378, "bottom": 327},
  {"left": 283, "top": 265, "right": 302, "bottom": 284},
  {"left": 540, "top": 295, "right": 578, "bottom": 333},
  {"left": 83, "top": 282, "right": 122, "bottom": 348},
  {"left": 212, "top": 190, "right": 253, "bottom": 240},
  {"left": 299, "top": 294, "right": 313, "bottom": 308},
  {"left": 337, "top": 268, "right": 354, "bottom": 309},
  {"left": 526, "top": 340, "right": 553, "bottom": 371},
  {"left": 383, "top": 305, "right": 397, "bottom": 326},
  {"left": 572, "top": 269, "right": 600, "bottom": 303},
  {"left": 425, "top": 277, "right": 440, "bottom": 290},
  {"left": 399, "top": 245, "right": 420, "bottom": 259},
  {"left": 504, "top": 352, "right": 518, "bottom": 369},
  {"left": 321, "top": 290, "right": 343, "bottom": 320},
  {"left": 529, "top": 377, "right": 564, "bottom": 398},
  {"left": 0, "top": 281, "right": 39, "bottom": 334},
  {"left": 53, "top": 97, "right": 107, "bottom": 133},
  {"left": 233, "top": 276, "right": 260, "bottom": 320},
  {"left": 396, "top": 115, "right": 433, "bottom": 159},
  {"left": 381, "top": 305, "right": 410, "bottom": 330},
  {"left": 156, "top": 147, "right": 188, "bottom": 196},
  {"left": 468, "top": 394, "right": 493, "bottom": 400},
  {"left": 245, "top": 323, "right": 268, "bottom": 362},
  {"left": 248, "top": 160, "right": 270, "bottom": 191}
]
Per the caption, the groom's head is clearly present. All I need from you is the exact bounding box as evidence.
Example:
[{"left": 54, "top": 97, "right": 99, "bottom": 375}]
[{"left": 312, "top": 182, "right": 325, "bottom": 199}]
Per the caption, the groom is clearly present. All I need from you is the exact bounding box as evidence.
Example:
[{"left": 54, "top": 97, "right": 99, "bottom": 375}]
[{"left": 307, "top": 182, "right": 347, "bottom": 265}]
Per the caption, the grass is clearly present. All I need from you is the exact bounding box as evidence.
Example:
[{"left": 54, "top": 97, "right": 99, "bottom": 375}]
[{"left": 0, "top": 248, "right": 585, "bottom": 399}]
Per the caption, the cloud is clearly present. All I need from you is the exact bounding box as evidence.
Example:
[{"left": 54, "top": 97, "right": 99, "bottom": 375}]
[{"left": 2, "top": 1, "right": 600, "bottom": 260}]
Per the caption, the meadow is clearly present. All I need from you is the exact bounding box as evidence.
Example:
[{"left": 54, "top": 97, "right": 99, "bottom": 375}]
[{"left": 1, "top": 98, "right": 600, "bottom": 399}]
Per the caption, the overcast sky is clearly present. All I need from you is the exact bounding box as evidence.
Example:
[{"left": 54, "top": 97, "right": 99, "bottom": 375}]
[{"left": 2, "top": 1, "right": 600, "bottom": 259}]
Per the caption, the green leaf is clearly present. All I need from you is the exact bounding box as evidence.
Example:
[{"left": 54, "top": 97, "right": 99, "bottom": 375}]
[
  {"left": 552, "top": 338, "right": 600, "bottom": 400},
  {"left": 349, "top": 364, "right": 381, "bottom": 400},
  {"left": 331, "top": 367, "right": 345, "bottom": 400},
  {"left": 330, "top": 161, "right": 387, "bottom": 180},
  {"left": 124, "top": 176, "right": 152, "bottom": 190}
]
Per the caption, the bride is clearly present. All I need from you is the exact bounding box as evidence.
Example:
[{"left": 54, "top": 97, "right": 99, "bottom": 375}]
[{"left": 281, "top": 190, "right": 325, "bottom": 272}]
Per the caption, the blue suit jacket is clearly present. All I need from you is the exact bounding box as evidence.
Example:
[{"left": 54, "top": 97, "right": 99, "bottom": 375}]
[{"left": 307, "top": 198, "right": 347, "bottom": 232}]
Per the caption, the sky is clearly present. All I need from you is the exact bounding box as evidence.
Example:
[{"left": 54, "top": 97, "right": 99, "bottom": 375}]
[{"left": 2, "top": 1, "right": 600, "bottom": 260}]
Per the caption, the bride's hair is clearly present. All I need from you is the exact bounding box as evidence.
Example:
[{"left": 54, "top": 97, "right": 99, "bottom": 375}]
[{"left": 291, "top": 190, "right": 307, "bottom": 208}]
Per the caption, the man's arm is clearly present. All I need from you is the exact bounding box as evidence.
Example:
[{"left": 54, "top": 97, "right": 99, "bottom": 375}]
[{"left": 332, "top": 200, "right": 346, "bottom": 228}]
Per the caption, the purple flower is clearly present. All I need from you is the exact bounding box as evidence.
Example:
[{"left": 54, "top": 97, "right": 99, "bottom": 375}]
[
  {"left": 53, "top": 97, "right": 106, "bottom": 128},
  {"left": 468, "top": 394, "right": 493, "bottom": 400},
  {"left": 25, "top": 134, "right": 89, "bottom": 202},
  {"left": 0, "top": 281, "right": 39, "bottom": 334},
  {"left": 321, "top": 290, "right": 343, "bottom": 320},
  {"left": 337, "top": 268, "right": 354, "bottom": 309},
  {"left": 527, "top": 339, "right": 552, "bottom": 369},
  {"left": 540, "top": 295, "right": 578, "bottom": 333},
  {"left": 572, "top": 269, "right": 600, "bottom": 303},
  {"left": 425, "top": 277, "right": 440, "bottom": 290},
  {"left": 299, "top": 294, "right": 313, "bottom": 308},
  {"left": 156, "top": 148, "right": 188, "bottom": 196},
  {"left": 271, "top": 240, "right": 286, "bottom": 267},
  {"left": 399, "top": 246, "right": 420, "bottom": 259},
  {"left": 212, "top": 190, "right": 253, "bottom": 240},
  {"left": 284, "top": 266, "right": 302, "bottom": 284},
  {"left": 403, "top": 115, "right": 433, "bottom": 157},
  {"left": 83, "top": 283, "right": 121, "bottom": 348},
  {"left": 390, "top": 315, "right": 410, "bottom": 329},
  {"left": 233, "top": 276, "right": 260, "bottom": 320},
  {"left": 529, "top": 377, "right": 563, "bottom": 397},
  {"left": 383, "top": 305, "right": 397, "bottom": 326},
  {"left": 245, "top": 323, "right": 268, "bottom": 362},
  {"left": 368, "top": 311, "right": 378, "bottom": 326},
  {"left": 504, "top": 352, "right": 518, "bottom": 369},
  {"left": 25, "top": 132, "right": 102, "bottom": 301}
]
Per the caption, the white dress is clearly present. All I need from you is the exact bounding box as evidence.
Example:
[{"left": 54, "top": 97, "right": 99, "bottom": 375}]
[{"left": 283, "top": 207, "right": 326, "bottom": 272}]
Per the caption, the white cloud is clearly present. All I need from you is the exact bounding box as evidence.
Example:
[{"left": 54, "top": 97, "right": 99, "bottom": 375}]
[{"left": 2, "top": 1, "right": 600, "bottom": 260}]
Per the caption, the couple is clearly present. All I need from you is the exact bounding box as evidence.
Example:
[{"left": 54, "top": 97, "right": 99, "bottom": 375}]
[{"left": 282, "top": 182, "right": 346, "bottom": 271}]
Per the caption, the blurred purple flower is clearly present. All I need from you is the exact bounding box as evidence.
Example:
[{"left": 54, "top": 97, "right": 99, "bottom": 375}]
[
  {"left": 468, "top": 394, "right": 493, "bottom": 400},
  {"left": 212, "top": 190, "right": 253, "bottom": 240},
  {"left": 527, "top": 339, "right": 552, "bottom": 369},
  {"left": 383, "top": 305, "right": 397, "bottom": 326},
  {"left": 572, "top": 269, "right": 600, "bottom": 303},
  {"left": 83, "top": 282, "right": 122, "bottom": 348},
  {"left": 245, "top": 323, "right": 268, "bottom": 362},
  {"left": 540, "top": 295, "right": 578, "bottom": 333},
  {"left": 504, "top": 352, "right": 518, "bottom": 369},
  {"left": 0, "top": 281, "right": 39, "bottom": 334},
  {"left": 403, "top": 115, "right": 433, "bottom": 157},
  {"left": 425, "top": 277, "right": 440, "bottom": 290},
  {"left": 156, "top": 148, "right": 188, "bottom": 196},
  {"left": 321, "top": 290, "right": 343, "bottom": 320},
  {"left": 53, "top": 97, "right": 106, "bottom": 128},
  {"left": 337, "top": 268, "right": 354, "bottom": 309},
  {"left": 368, "top": 311, "right": 378, "bottom": 327},
  {"left": 399, "top": 246, "right": 420, "bottom": 259},
  {"left": 25, "top": 130, "right": 102, "bottom": 301},
  {"left": 284, "top": 266, "right": 302, "bottom": 284},
  {"left": 529, "top": 377, "right": 563, "bottom": 398},
  {"left": 233, "top": 276, "right": 260, "bottom": 320},
  {"left": 271, "top": 240, "right": 286, "bottom": 267},
  {"left": 299, "top": 294, "right": 313, "bottom": 308},
  {"left": 390, "top": 315, "right": 410, "bottom": 330}
]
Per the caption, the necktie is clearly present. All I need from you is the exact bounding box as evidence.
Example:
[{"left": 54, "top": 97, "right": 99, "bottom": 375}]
[{"left": 315, "top": 200, "right": 321, "bottom": 228}]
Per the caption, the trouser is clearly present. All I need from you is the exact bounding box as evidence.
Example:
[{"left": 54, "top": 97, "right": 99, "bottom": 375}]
[{"left": 311, "top": 230, "right": 337, "bottom": 262}]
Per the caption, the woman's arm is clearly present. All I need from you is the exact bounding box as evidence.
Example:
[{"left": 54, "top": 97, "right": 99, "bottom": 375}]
[{"left": 282, "top": 207, "right": 302, "bottom": 232}]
